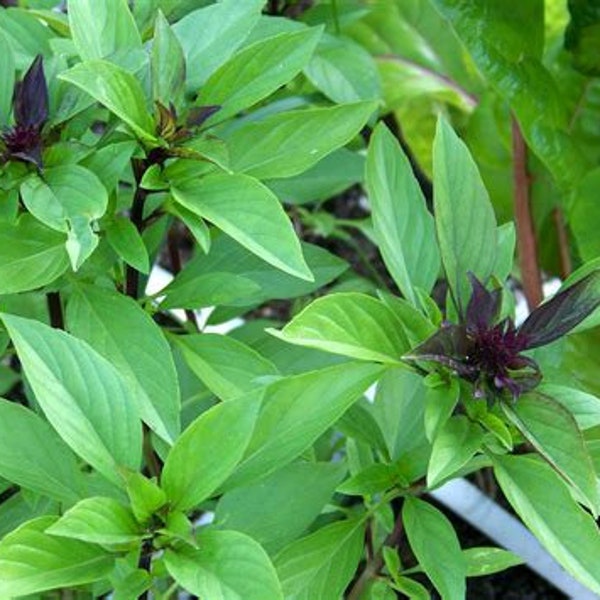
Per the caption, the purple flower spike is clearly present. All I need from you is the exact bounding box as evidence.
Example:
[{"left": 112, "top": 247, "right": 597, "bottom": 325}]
[
  {"left": 1, "top": 55, "right": 49, "bottom": 167},
  {"left": 405, "top": 271, "right": 600, "bottom": 401}
]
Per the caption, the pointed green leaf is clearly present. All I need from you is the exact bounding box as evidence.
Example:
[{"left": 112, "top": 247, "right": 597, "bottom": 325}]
[
  {"left": 427, "top": 416, "right": 483, "bottom": 488},
  {"left": 215, "top": 462, "right": 345, "bottom": 554},
  {"left": 0, "top": 30, "right": 15, "bottom": 124},
  {"left": 151, "top": 10, "right": 185, "bottom": 106},
  {"left": 227, "top": 101, "right": 377, "bottom": 179},
  {"left": 274, "top": 518, "right": 365, "bottom": 600},
  {"left": 403, "top": 497, "right": 466, "bottom": 600},
  {"left": 433, "top": 117, "right": 497, "bottom": 311},
  {"left": 1, "top": 314, "right": 142, "bottom": 484},
  {"left": 198, "top": 28, "right": 322, "bottom": 125},
  {"left": 269, "top": 293, "right": 409, "bottom": 363},
  {"left": 0, "top": 399, "right": 84, "bottom": 504},
  {"left": 175, "top": 333, "right": 280, "bottom": 401},
  {"left": 68, "top": 0, "right": 142, "bottom": 61},
  {"left": 537, "top": 384, "right": 600, "bottom": 431},
  {"left": 173, "top": 173, "right": 312, "bottom": 281},
  {"left": 59, "top": 60, "right": 156, "bottom": 142},
  {"left": 0, "top": 215, "right": 68, "bottom": 295},
  {"left": 493, "top": 454, "right": 600, "bottom": 594},
  {"left": 123, "top": 471, "right": 167, "bottom": 525},
  {"left": 166, "top": 529, "right": 283, "bottom": 600},
  {"left": 366, "top": 122, "right": 439, "bottom": 304},
  {"left": 504, "top": 393, "right": 599, "bottom": 514},
  {"left": 463, "top": 547, "right": 524, "bottom": 577},
  {"left": 0, "top": 516, "right": 113, "bottom": 597},
  {"left": 47, "top": 497, "right": 142, "bottom": 545},
  {"left": 105, "top": 216, "right": 150, "bottom": 274},
  {"left": 226, "top": 362, "right": 383, "bottom": 488},
  {"left": 67, "top": 285, "right": 180, "bottom": 444},
  {"left": 161, "top": 395, "right": 260, "bottom": 511}
]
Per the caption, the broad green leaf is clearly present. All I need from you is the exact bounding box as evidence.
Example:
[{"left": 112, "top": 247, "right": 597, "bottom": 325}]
[
  {"left": 537, "top": 384, "right": 600, "bottom": 430},
  {"left": 493, "top": 454, "right": 600, "bottom": 594},
  {"left": 275, "top": 518, "right": 365, "bottom": 600},
  {"left": 166, "top": 529, "right": 283, "bottom": 600},
  {"left": 227, "top": 101, "right": 377, "bottom": 179},
  {"left": 265, "top": 148, "right": 365, "bottom": 205},
  {"left": 151, "top": 10, "right": 185, "bottom": 106},
  {"left": 504, "top": 393, "right": 599, "bottom": 514},
  {"left": 173, "top": 0, "right": 265, "bottom": 90},
  {"left": 337, "top": 463, "right": 401, "bottom": 496},
  {"left": 305, "top": 33, "right": 381, "bottom": 103},
  {"left": 226, "top": 362, "right": 383, "bottom": 488},
  {"left": 337, "top": 400, "right": 389, "bottom": 455},
  {"left": 162, "top": 235, "right": 346, "bottom": 309},
  {"left": 433, "top": 117, "right": 497, "bottom": 310},
  {"left": 0, "top": 516, "right": 113, "bottom": 597},
  {"left": 423, "top": 379, "right": 459, "bottom": 441},
  {"left": 47, "top": 497, "right": 142, "bottom": 546},
  {"left": 565, "top": 2, "right": 600, "bottom": 75},
  {"left": 571, "top": 168, "right": 600, "bottom": 261},
  {"left": 172, "top": 174, "right": 312, "bottom": 280},
  {"left": 2, "top": 314, "right": 142, "bottom": 484},
  {"left": 174, "top": 333, "right": 280, "bottom": 400},
  {"left": 105, "top": 215, "right": 150, "bottom": 274},
  {"left": 0, "top": 9, "right": 51, "bottom": 69},
  {"left": 431, "top": 0, "right": 586, "bottom": 191},
  {"left": 59, "top": 60, "right": 156, "bottom": 142},
  {"left": 463, "top": 547, "right": 524, "bottom": 577},
  {"left": 215, "top": 462, "right": 346, "bottom": 553},
  {"left": 269, "top": 293, "right": 409, "bottom": 363},
  {"left": 122, "top": 471, "right": 167, "bottom": 525},
  {"left": 427, "top": 416, "right": 483, "bottom": 488},
  {"left": 161, "top": 395, "right": 260, "bottom": 511},
  {"left": 68, "top": 0, "right": 142, "bottom": 61},
  {"left": 366, "top": 122, "right": 440, "bottom": 304},
  {"left": 403, "top": 497, "right": 466, "bottom": 600},
  {"left": 0, "top": 399, "right": 84, "bottom": 504},
  {"left": 198, "top": 28, "right": 322, "bottom": 125},
  {"left": 168, "top": 203, "right": 212, "bottom": 253},
  {"left": 67, "top": 285, "right": 180, "bottom": 444},
  {"left": 0, "top": 30, "right": 14, "bottom": 123},
  {"left": 0, "top": 215, "right": 68, "bottom": 294},
  {"left": 81, "top": 140, "right": 137, "bottom": 195}
]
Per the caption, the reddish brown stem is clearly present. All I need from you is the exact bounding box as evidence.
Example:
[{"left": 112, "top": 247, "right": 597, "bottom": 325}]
[
  {"left": 511, "top": 116, "right": 542, "bottom": 309},
  {"left": 552, "top": 207, "right": 572, "bottom": 279}
]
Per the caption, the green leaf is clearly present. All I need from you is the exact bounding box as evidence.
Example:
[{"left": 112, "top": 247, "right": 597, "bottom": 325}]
[
  {"left": 493, "top": 454, "right": 600, "bottom": 594},
  {"left": 227, "top": 101, "right": 377, "bottom": 179},
  {"left": 105, "top": 215, "right": 150, "bottom": 274},
  {"left": 427, "top": 416, "right": 483, "bottom": 488},
  {"left": 423, "top": 379, "right": 459, "bottom": 441},
  {"left": 168, "top": 202, "right": 212, "bottom": 253},
  {"left": 122, "top": 471, "right": 167, "bottom": 525},
  {"left": 166, "top": 529, "right": 283, "bottom": 600},
  {"left": 403, "top": 497, "right": 466, "bottom": 600},
  {"left": 305, "top": 33, "right": 381, "bottom": 103},
  {"left": 81, "top": 140, "right": 137, "bottom": 195},
  {"left": 504, "top": 393, "right": 599, "bottom": 514},
  {"left": 59, "top": 59, "right": 156, "bottom": 142},
  {"left": 431, "top": 0, "right": 586, "bottom": 191},
  {"left": 463, "top": 547, "right": 524, "bottom": 577},
  {"left": 275, "top": 518, "right": 365, "bottom": 600},
  {"left": 20, "top": 165, "right": 108, "bottom": 270},
  {"left": 67, "top": 285, "right": 180, "bottom": 444},
  {"left": 571, "top": 167, "right": 600, "bottom": 262},
  {"left": 215, "top": 462, "right": 346, "bottom": 553},
  {"left": 268, "top": 293, "right": 409, "bottom": 363},
  {"left": 173, "top": 174, "right": 312, "bottom": 280},
  {"left": 338, "top": 463, "right": 401, "bottom": 496},
  {"left": 173, "top": 0, "right": 265, "bottom": 91},
  {"left": 151, "top": 10, "right": 185, "bottom": 106},
  {"left": 198, "top": 28, "right": 322, "bottom": 125},
  {"left": 0, "top": 215, "right": 69, "bottom": 295},
  {"left": 0, "top": 399, "right": 84, "bottom": 504},
  {"left": 433, "top": 117, "right": 497, "bottom": 310},
  {"left": 68, "top": 0, "right": 142, "bottom": 61},
  {"left": 174, "top": 333, "right": 280, "bottom": 401},
  {"left": 162, "top": 235, "right": 346, "bottom": 309},
  {"left": 565, "top": 2, "right": 600, "bottom": 75},
  {"left": 161, "top": 395, "right": 260, "bottom": 511},
  {"left": 226, "top": 362, "right": 384, "bottom": 488},
  {"left": 537, "top": 384, "right": 600, "bottom": 430},
  {"left": 366, "top": 122, "right": 440, "bottom": 304},
  {"left": 0, "top": 516, "right": 113, "bottom": 597},
  {"left": 0, "top": 30, "right": 15, "bottom": 124},
  {"left": 1, "top": 314, "right": 142, "bottom": 484},
  {"left": 47, "top": 497, "right": 142, "bottom": 545}
]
